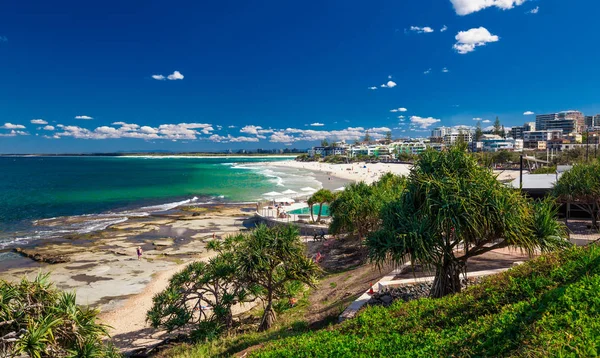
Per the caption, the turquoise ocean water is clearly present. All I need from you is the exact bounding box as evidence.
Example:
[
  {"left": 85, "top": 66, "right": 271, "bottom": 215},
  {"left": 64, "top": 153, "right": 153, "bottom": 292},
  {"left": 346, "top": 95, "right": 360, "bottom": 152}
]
[{"left": 0, "top": 156, "right": 319, "bottom": 251}]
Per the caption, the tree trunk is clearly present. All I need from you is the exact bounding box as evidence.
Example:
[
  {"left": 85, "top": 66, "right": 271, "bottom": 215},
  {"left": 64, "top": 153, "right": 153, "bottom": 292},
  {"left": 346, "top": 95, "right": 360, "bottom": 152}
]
[
  {"left": 430, "top": 257, "right": 463, "bottom": 298},
  {"left": 309, "top": 204, "right": 314, "bottom": 222},
  {"left": 316, "top": 204, "right": 323, "bottom": 222},
  {"left": 258, "top": 293, "right": 276, "bottom": 332},
  {"left": 592, "top": 202, "right": 598, "bottom": 231}
]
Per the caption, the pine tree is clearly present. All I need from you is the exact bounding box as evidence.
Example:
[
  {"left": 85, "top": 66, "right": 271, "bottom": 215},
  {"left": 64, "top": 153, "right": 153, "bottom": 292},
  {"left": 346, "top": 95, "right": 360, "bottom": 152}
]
[
  {"left": 493, "top": 116, "right": 502, "bottom": 136},
  {"left": 475, "top": 121, "right": 483, "bottom": 141},
  {"left": 364, "top": 131, "right": 371, "bottom": 144}
]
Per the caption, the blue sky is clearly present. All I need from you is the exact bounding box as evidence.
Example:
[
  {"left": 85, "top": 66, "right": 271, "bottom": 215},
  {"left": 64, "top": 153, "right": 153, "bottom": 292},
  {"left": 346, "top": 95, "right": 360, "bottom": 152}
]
[{"left": 1, "top": 0, "right": 599, "bottom": 153}]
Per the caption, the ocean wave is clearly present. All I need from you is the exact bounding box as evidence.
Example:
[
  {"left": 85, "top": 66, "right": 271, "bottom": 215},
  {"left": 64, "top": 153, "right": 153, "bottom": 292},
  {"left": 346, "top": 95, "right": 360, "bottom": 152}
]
[{"left": 138, "top": 196, "right": 199, "bottom": 212}]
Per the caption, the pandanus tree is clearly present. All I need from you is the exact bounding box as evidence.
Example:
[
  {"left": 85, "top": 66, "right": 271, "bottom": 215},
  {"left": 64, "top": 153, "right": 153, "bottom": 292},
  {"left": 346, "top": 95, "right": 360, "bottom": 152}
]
[
  {"left": 367, "top": 145, "right": 570, "bottom": 298},
  {"left": 308, "top": 189, "right": 335, "bottom": 223},
  {"left": 233, "top": 224, "right": 320, "bottom": 331},
  {"left": 147, "top": 250, "right": 256, "bottom": 338},
  {"left": 0, "top": 273, "right": 118, "bottom": 358},
  {"left": 329, "top": 173, "right": 406, "bottom": 240},
  {"left": 553, "top": 161, "right": 600, "bottom": 230}
]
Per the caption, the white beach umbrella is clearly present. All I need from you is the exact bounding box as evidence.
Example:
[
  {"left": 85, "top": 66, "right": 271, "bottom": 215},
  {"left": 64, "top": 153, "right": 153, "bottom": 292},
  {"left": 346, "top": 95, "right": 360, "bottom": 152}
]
[
  {"left": 274, "top": 197, "right": 295, "bottom": 203},
  {"left": 263, "top": 191, "right": 283, "bottom": 196},
  {"left": 300, "top": 187, "right": 317, "bottom": 192},
  {"left": 281, "top": 189, "right": 298, "bottom": 195}
]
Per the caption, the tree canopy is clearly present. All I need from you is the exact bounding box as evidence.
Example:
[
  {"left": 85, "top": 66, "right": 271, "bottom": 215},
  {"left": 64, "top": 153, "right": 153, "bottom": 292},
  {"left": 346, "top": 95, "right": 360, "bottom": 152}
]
[
  {"left": 553, "top": 161, "right": 600, "bottom": 229},
  {"left": 226, "top": 225, "right": 320, "bottom": 331},
  {"left": 367, "top": 146, "right": 569, "bottom": 298},
  {"left": 307, "top": 189, "right": 335, "bottom": 223},
  {"left": 329, "top": 173, "right": 406, "bottom": 240},
  {"left": 149, "top": 224, "right": 320, "bottom": 336},
  {"left": 0, "top": 273, "right": 119, "bottom": 358}
]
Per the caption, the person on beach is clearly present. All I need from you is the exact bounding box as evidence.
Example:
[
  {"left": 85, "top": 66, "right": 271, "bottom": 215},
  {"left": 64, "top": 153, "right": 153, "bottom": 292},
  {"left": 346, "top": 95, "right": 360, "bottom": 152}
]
[{"left": 136, "top": 246, "right": 143, "bottom": 260}]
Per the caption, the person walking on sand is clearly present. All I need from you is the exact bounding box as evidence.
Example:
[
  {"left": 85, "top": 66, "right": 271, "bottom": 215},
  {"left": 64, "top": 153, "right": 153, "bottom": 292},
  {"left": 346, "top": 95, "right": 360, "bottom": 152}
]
[{"left": 136, "top": 246, "right": 143, "bottom": 260}]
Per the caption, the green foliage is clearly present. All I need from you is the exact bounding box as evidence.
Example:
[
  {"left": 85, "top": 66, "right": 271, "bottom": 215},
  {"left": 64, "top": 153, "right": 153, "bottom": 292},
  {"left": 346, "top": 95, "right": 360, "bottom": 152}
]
[
  {"left": 531, "top": 165, "right": 557, "bottom": 174},
  {"left": 147, "top": 252, "right": 252, "bottom": 337},
  {"left": 322, "top": 155, "right": 347, "bottom": 164},
  {"left": 251, "top": 245, "right": 600, "bottom": 357},
  {"left": 328, "top": 173, "right": 406, "bottom": 240},
  {"left": 553, "top": 162, "right": 600, "bottom": 229},
  {"left": 475, "top": 121, "right": 483, "bottom": 141},
  {"left": 367, "top": 146, "right": 569, "bottom": 297},
  {"left": 230, "top": 225, "right": 321, "bottom": 331},
  {"left": 150, "top": 225, "right": 320, "bottom": 338},
  {"left": 0, "top": 273, "right": 118, "bottom": 357},
  {"left": 308, "top": 189, "right": 335, "bottom": 222},
  {"left": 493, "top": 116, "right": 502, "bottom": 136}
]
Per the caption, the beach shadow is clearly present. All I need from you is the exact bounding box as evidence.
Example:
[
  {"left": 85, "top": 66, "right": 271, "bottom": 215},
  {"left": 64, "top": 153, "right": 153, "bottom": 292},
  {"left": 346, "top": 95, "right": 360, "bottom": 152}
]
[{"left": 110, "top": 326, "right": 175, "bottom": 357}]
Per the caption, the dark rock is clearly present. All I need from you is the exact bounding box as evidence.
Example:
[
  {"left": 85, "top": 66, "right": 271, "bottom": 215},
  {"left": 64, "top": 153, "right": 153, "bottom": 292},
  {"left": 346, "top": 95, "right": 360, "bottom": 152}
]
[{"left": 13, "top": 248, "right": 70, "bottom": 264}]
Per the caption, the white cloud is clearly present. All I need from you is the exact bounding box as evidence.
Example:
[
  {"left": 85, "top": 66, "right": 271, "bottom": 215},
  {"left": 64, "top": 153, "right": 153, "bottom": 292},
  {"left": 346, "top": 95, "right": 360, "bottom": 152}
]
[
  {"left": 368, "top": 86, "right": 378, "bottom": 90},
  {"left": 473, "top": 117, "right": 482, "bottom": 121},
  {"left": 310, "top": 123, "right": 325, "bottom": 127},
  {"left": 167, "top": 71, "right": 184, "bottom": 80},
  {"left": 453, "top": 27, "right": 499, "bottom": 54},
  {"left": 450, "top": 0, "right": 527, "bottom": 16},
  {"left": 523, "top": 111, "right": 535, "bottom": 115},
  {"left": 209, "top": 134, "right": 259, "bottom": 143},
  {"left": 410, "top": 26, "right": 434, "bottom": 34},
  {"left": 152, "top": 75, "right": 166, "bottom": 80},
  {"left": 228, "top": 125, "right": 237, "bottom": 129},
  {"left": 0, "top": 129, "right": 29, "bottom": 137},
  {"left": 442, "top": 67, "right": 449, "bottom": 73},
  {"left": 43, "top": 125, "right": 55, "bottom": 131},
  {"left": 482, "top": 119, "right": 491, "bottom": 123},
  {"left": 440, "top": 25, "right": 448, "bottom": 32},
  {"left": 75, "top": 115, "right": 93, "bottom": 120},
  {"left": 528, "top": 6, "right": 539, "bottom": 14},
  {"left": 31, "top": 119, "right": 48, "bottom": 125},
  {"left": 240, "top": 125, "right": 263, "bottom": 135},
  {"left": 424, "top": 68, "right": 432, "bottom": 74},
  {"left": 1, "top": 123, "right": 26, "bottom": 129},
  {"left": 398, "top": 108, "right": 407, "bottom": 112},
  {"left": 270, "top": 131, "right": 296, "bottom": 143},
  {"left": 380, "top": 81, "right": 397, "bottom": 88},
  {"left": 410, "top": 116, "right": 441, "bottom": 129}
]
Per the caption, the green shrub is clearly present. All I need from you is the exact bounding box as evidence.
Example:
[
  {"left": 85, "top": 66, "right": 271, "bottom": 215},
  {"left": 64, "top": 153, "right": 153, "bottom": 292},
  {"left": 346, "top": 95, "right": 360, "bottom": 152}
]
[
  {"left": 251, "top": 245, "right": 600, "bottom": 357},
  {"left": 0, "top": 273, "right": 120, "bottom": 357}
]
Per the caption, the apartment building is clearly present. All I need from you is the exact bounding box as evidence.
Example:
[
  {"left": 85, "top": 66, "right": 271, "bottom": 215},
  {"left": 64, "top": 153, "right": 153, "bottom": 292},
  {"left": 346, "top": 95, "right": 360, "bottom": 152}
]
[{"left": 535, "top": 111, "right": 585, "bottom": 134}]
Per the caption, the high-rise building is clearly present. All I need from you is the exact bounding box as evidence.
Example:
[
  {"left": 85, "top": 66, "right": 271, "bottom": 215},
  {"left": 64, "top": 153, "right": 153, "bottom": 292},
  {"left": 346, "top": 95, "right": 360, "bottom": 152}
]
[
  {"left": 535, "top": 111, "right": 584, "bottom": 134},
  {"left": 510, "top": 122, "right": 536, "bottom": 140},
  {"left": 585, "top": 115, "right": 600, "bottom": 128},
  {"left": 430, "top": 127, "right": 452, "bottom": 139}
]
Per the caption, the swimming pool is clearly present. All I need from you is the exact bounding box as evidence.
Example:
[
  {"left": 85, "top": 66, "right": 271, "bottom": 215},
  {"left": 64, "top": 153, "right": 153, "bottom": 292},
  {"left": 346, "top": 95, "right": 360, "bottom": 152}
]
[{"left": 289, "top": 204, "right": 330, "bottom": 217}]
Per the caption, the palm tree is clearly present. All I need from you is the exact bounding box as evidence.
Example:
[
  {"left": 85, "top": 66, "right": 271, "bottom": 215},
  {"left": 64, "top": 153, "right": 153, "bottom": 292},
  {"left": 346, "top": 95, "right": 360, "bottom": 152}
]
[
  {"left": 234, "top": 225, "right": 320, "bottom": 331},
  {"left": 368, "top": 145, "right": 569, "bottom": 298},
  {"left": 308, "top": 189, "right": 335, "bottom": 223}
]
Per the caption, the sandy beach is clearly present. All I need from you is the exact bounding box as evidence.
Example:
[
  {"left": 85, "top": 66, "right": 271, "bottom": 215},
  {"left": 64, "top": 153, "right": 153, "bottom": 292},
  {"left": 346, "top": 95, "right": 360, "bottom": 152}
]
[{"left": 259, "top": 160, "right": 522, "bottom": 184}]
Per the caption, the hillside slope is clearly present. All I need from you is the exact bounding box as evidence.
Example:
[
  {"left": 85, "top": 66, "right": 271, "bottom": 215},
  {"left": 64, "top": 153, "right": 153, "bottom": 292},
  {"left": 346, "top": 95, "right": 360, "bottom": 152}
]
[{"left": 251, "top": 245, "right": 600, "bottom": 357}]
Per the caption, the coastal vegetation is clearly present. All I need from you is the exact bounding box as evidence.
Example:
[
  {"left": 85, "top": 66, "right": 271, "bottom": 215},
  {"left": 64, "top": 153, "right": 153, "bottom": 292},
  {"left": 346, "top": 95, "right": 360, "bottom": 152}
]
[
  {"left": 553, "top": 161, "right": 600, "bottom": 229},
  {"left": 366, "top": 146, "right": 570, "bottom": 297},
  {"left": 148, "top": 224, "right": 320, "bottom": 339},
  {"left": 251, "top": 244, "right": 600, "bottom": 357},
  {"left": 307, "top": 189, "right": 335, "bottom": 223},
  {"left": 0, "top": 273, "right": 119, "bottom": 357},
  {"left": 329, "top": 173, "right": 406, "bottom": 241}
]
